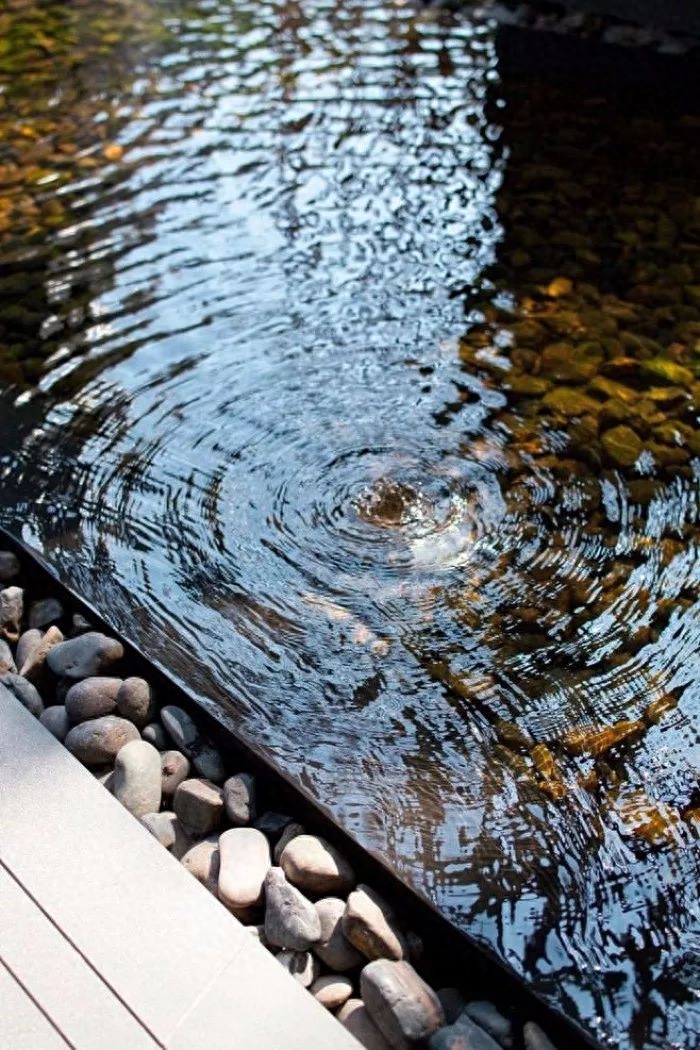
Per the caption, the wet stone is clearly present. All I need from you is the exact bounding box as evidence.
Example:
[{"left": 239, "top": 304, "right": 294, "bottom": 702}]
[
  {"left": 315, "top": 896, "right": 365, "bottom": 972},
  {"left": 192, "top": 742, "right": 226, "bottom": 784},
  {"left": 142, "top": 721, "right": 168, "bottom": 750},
  {"left": 65, "top": 677, "right": 122, "bottom": 723},
  {"left": 264, "top": 866, "right": 322, "bottom": 950},
  {"left": 338, "top": 999, "right": 394, "bottom": 1050},
  {"left": 280, "top": 834, "right": 355, "bottom": 896},
  {"left": 113, "top": 739, "right": 162, "bottom": 818},
  {"left": 275, "top": 949, "right": 320, "bottom": 988},
  {"left": 429, "top": 1014, "right": 503, "bottom": 1050},
  {"left": 180, "top": 836, "right": 220, "bottom": 893},
  {"left": 0, "top": 639, "right": 17, "bottom": 674},
  {"left": 601, "top": 425, "right": 644, "bottom": 468},
  {"left": 0, "top": 551, "right": 20, "bottom": 582},
  {"left": 0, "top": 586, "right": 23, "bottom": 641},
  {"left": 28, "top": 597, "right": 64, "bottom": 629},
  {"left": 344, "top": 884, "right": 407, "bottom": 962},
  {"left": 16, "top": 628, "right": 42, "bottom": 670},
  {"left": 218, "top": 827, "right": 271, "bottom": 911},
  {"left": 161, "top": 704, "right": 200, "bottom": 755},
  {"left": 223, "top": 772, "right": 257, "bottom": 826},
  {"left": 173, "top": 778, "right": 224, "bottom": 837},
  {"left": 311, "top": 974, "right": 354, "bottom": 1011},
  {"left": 39, "top": 705, "right": 70, "bottom": 743},
  {"left": 361, "top": 959, "right": 445, "bottom": 1049},
  {"left": 116, "top": 677, "right": 154, "bottom": 727},
  {"left": 161, "top": 750, "right": 191, "bottom": 799},
  {"left": 64, "top": 715, "right": 140, "bottom": 766},
  {"left": 464, "top": 1003, "right": 514, "bottom": 1049},
  {"left": 254, "top": 810, "right": 292, "bottom": 841},
  {"left": 523, "top": 1022, "right": 559, "bottom": 1050},
  {"left": 47, "top": 632, "right": 124, "bottom": 680},
  {"left": 0, "top": 673, "right": 44, "bottom": 717}
]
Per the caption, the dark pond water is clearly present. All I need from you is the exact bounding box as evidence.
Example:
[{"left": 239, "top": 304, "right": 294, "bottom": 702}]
[{"left": 2, "top": 1, "right": 700, "bottom": 1045}]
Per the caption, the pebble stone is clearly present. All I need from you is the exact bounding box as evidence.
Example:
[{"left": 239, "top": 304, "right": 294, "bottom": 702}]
[
  {"left": 0, "top": 673, "right": 44, "bottom": 717},
  {"left": 64, "top": 715, "right": 140, "bottom": 766},
  {"left": 28, "top": 597, "right": 64, "bottom": 629},
  {"left": 264, "top": 867, "right": 322, "bottom": 950},
  {"left": 223, "top": 772, "right": 257, "bottom": 825},
  {"left": 39, "top": 705, "right": 70, "bottom": 743},
  {"left": 338, "top": 999, "right": 393, "bottom": 1050},
  {"left": 142, "top": 721, "right": 168, "bottom": 749},
  {"left": 344, "top": 884, "right": 407, "bottom": 961},
  {"left": 361, "top": 959, "right": 445, "bottom": 1049},
  {"left": 0, "top": 551, "right": 20, "bottom": 581},
  {"left": 116, "top": 677, "right": 154, "bottom": 727},
  {"left": 310, "top": 974, "right": 354, "bottom": 1011},
  {"left": 47, "top": 631, "right": 124, "bottom": 679},
  {"left": 429, "top": 1014, "right": 502, "bottom": 1050},
  {"left": 314, "top": 897, "right": 365, "bottom": 972},
  {"left": 161, "top": 750, "right": 191, "bottom": 799},
  {"left": 0, "top": 586, "right": 23, "bottom": 641},
  {"left": 192, "top": 742, "right": 226, "bottom": 784},
  {"left": 174, "top": 778, "right": 224, "bottom": 836},
  {"left": 0, "top": 640, "right": 17, "bottom": 674},
  {"left": 140, "top": 811, "right": 178, "bottom": 850},
  {"left": 65, "top": 677, "right": 122, "bottom": 723},
  {"left": 523, "top": 1022, "right": 559, "bottom": 1050},
  {"left": 253, "top": 811, "right": 292, "bottom": 842},
  {"left": 16, "top": 628, "right": 42, "bottom": 670},
  {"left": 273, "top": 820, "right": 304, "bottom": 863},
  {"left": 113, "top": 739, "right": 162, "bottom": 818},
  {"left": 464, "top": 1003, "right": 513, "bottom": 1049},
  {"left": 179, "top": 836, "right": 220, "bottom": 894},
  {"left": 280, "top": 834, "right": 355, "bottom": 896},
  {"left": 20, "top": 625, "right": 63, "bottom": 682},
  {"left": 218, "top": 827, "right": 271, "bottom": 910},
  {"left": 276, "top": 949, "right": 320, "bottom": 988},
  {"left": 161, "top": 704, "right": 200, "bottom": 755}
]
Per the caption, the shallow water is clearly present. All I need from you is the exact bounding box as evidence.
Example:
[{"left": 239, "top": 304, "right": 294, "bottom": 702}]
[{"left": 1, "top": 1, "right": 700, "bottom": 1045}]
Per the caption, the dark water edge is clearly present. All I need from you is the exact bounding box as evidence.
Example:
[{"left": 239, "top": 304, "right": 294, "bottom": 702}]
[{"left": 2, "top": 3, "right": 700, "bottom": 1046}]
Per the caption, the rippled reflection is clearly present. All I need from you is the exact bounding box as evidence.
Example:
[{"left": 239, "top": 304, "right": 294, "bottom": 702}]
[{"left": 1, "top": 1, "right": 700, "bottom": 1046}]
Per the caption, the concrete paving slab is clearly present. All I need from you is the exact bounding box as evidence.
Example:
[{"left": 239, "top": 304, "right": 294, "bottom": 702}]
[{"left": 0, "top": 961, "right": 69, "bottom": 1049}]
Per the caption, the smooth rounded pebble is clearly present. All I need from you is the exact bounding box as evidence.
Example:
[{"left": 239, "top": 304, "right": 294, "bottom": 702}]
[
  {"left": 315, "top": 897, "right": 365, "bottom": 972},
  {"left": 141, "top": 811, "right": 191, "bottom": 855},
  {"left": 142, "top": 722, "right": 168, "bottom": 749},
  {"left": 218, "top": 827, "right": 271, "bottom": 910},
  {"left": 523, "top": 1022, "right": 559, "bottom": 1050},
  {"left": 161, "top": 750, "right": 191, "bottom": 798},
  {"left": 64, "top": 715, "right": 139, "bottom": 766},
  {"left": 65, "top": 677, "right": 122, "bottom": 723},
  {"left": 174, "top": 778, "right": 224, "bottom": 836},
  {"left": 0, "top": 551, "right": 20, "bottom": 582},
  {"left": 116, "top": 677, "right": 154, "bottom": 727},
  {"left": 280, "top": 834, "right": 355, "bottom": 896},
  {"left": 113, "top": 739, "right": 162, "bottom": 818},
  {"left": 338, "top": 999, "right": 393, "bottom": 1050},
  {"left": 253, "top": 811, "right": 292, "bottom": 841},
  {"left": 311, "top": 974, "right": 353, "bottom": 1011},
  {"left": 361, "top": 959, "right": 445, "bottom": 1049},
  {"left": 180, "top": 836, "right": 220, "bottom": 894},
  {"left": 464, "top": 1002, "right": 513, "bottom": 1049},
  {"left": 28, "top": 597, "right": 64, "bottom": 630},
  {"left": 0, "top": 639, "right": 16, "bottom": 674},
  {"left": 276, "top": 950, "right": 320, "bottom": 988},
  {"left": 223, "top": 772, "right": 257, "bottom": 825},
  {"left": 0, "top": 673, "right": 44, "bottom": 717},
  {"left": 20, "top": 625, "right": 63, "bottom": 682},
  {"left": 47, "top": 632, "right": 123, "bottom": 679},
  {"left": 40, "top": 705, "right": 70, "bottom": 743},
  {"left": 273, "top": 820, "right": 304, "bottom": 864},
  {"left": 344, "top": 884, "right": 406, "bottom": 961},
  {"left": 16, "top": 628, "right": 42, "bottom": 670},
  {"left": 429, "top": 1014, "right": 502, "bottom": 1050},
  {"left": 264, "top": 867, "right": 321, "bottom": 950},
  {"left": 1, "top": 586, "right": 23, "bottom": 641},
  {"left": 161, "top": 705, "right": 200, "bottom": 755},
  {"left": 192, "top": 743, "right": 226, "bottom": 784}
]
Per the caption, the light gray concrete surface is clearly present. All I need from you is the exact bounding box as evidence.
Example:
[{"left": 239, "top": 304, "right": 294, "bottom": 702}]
[{"left": 0, "top": 684, "right": 361, "bottom": 1049}]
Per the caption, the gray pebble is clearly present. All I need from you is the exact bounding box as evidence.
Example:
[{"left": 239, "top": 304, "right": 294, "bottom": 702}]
[
  {"left": 192, "top": 742, "right": 226, "bottom": 784},
  {"left": 161, "top": 750, "right": 191, "bottom": 799},
  {"left": 179, "top": 836, "right": 220, "bottom": 894},
  {"left": 113, "top": 739, "right": 162, "bottom": 818},
  {"left": 0, "top": 639, "right": 17, "bottom": 674},
  {"left": 39, "top": 705, "right": 70, "bottom": 743},
  {"left": 254, "top": 811, "right": 292, "bottom": 841},
  {"left": 1, "top": 673, "right": 44, "bottom": 717},
  {"left": 72, "top": 613, "right": 93, "bottom": 633},
  {"left": 311, "top": 974, "right": 353, "bottom": 1011},
  {"left": 223, "top": 772, "right": 257, "bottom": 826},
  {"left": 47, "top": 632, "right": 124, "bottom": 679},
  {"left": 16, "top": 628, "right": 42, "bottom": 669},
  {"left": 65, "top": 677, "right": 122, "bottom": 723},
  {"left": 0, "top": 551, "right": 20, "bottom": 582},
  {"left": 276, "top": 950, "right": 320, "bottom": 988},
  {"left": 116, "top": 677, "right": 154, "bottom": 727},
  {"left": 20, "top": 626, "right": 63, "bottom": 683},
  {"left": 264, "top": 867, "right": 322, "bottom": 950},
  {"left": 28, "top": 598, "right": 64, "bottom": 630},
  {"left": 280, "top": 834, "right": 355, "bottom": 896},
  {"left": 161, "top": 705, "right": 200, "bottom": 755},
  {"left": 315, "top": 897, "right": 365, "bottom": 972},
  {"left": 141, "top": 811, "right": 178, "bottom": 850},
  {"left": 174, "top": 778, "right": 224, "bottom": 836},
  {"left": 430, "top": 1015, "right": 503, "bottom": 1050},
  {"left": 361, "top": 959, "right": 445, "bottom": 1049},
  {"left": 343, "top": 884, "right": 407, "bottom": 962},
  {"left": 273, "top": 821, "right": 304, "bottom": 864},
  {"left": 142, "top": 722, "right": 168, "bottom": 749},
  {"left": 338, "top": 999, "right": 393, "bottom": 1050},
  {"left": 65, "top": 715, "right": 139, "bottom": 766},
  {"left": 523, "top": 1022, "right": 559, "bottom": 1050},
  {"left": 1, "top": 586, "right": 23, "bottom": 641},
  {"left": 464, "top": 1003, "right": 513, "bottom": 1048}
]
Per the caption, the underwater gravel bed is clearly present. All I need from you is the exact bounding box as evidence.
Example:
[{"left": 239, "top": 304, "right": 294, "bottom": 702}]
[{"left": 0, "top": 542, "right": 577, "bottom": 1050}]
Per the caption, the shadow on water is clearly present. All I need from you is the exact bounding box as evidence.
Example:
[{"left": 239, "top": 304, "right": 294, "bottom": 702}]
[{"left": 1, "top": 1, "right": 700, "bottom": 1045}]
